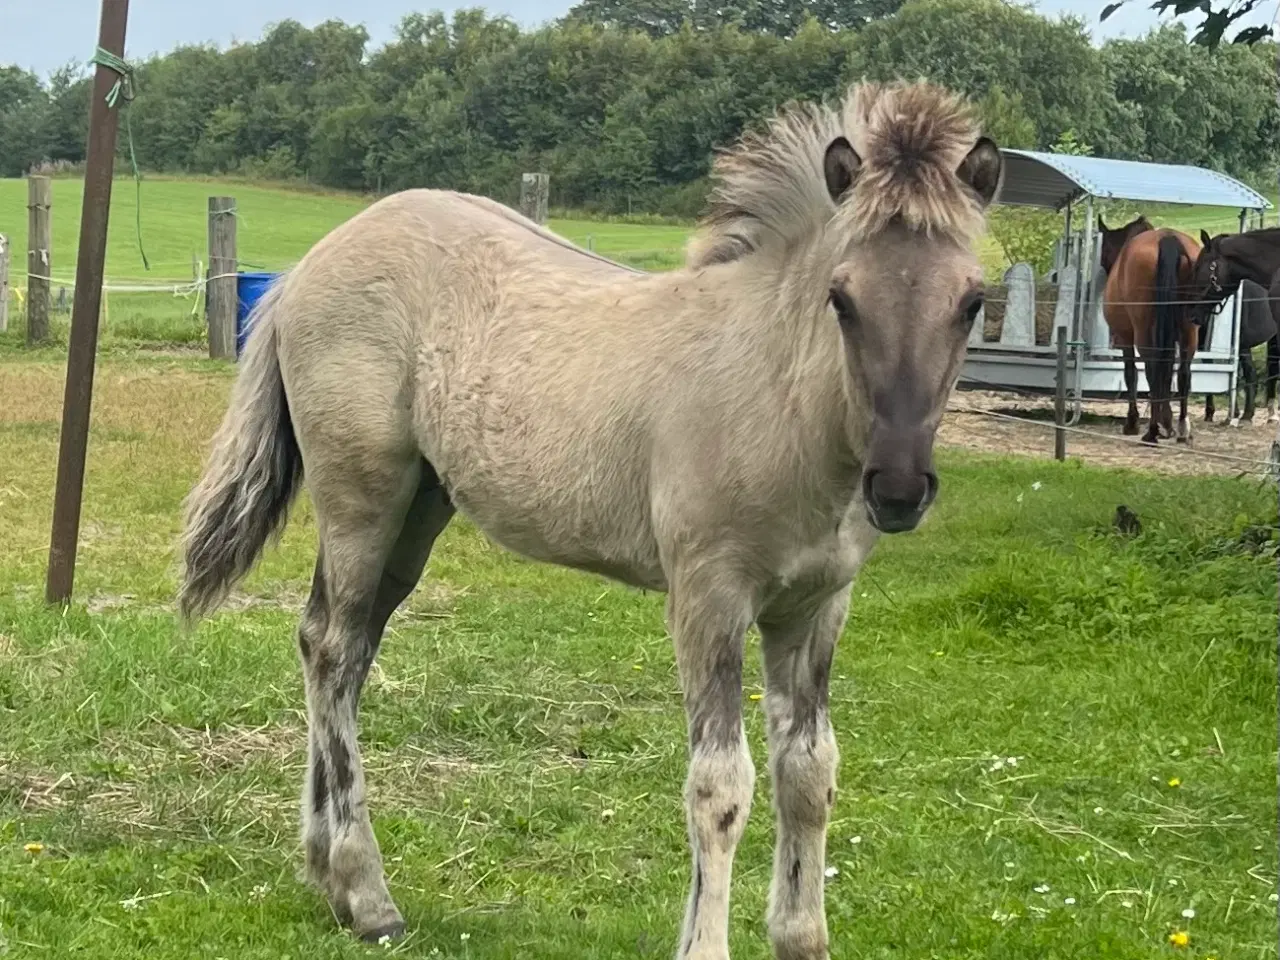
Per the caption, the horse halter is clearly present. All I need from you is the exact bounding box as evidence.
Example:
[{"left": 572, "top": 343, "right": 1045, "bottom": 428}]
[
  {"left": 1207, "top": 257, "right": 1223, "bottom": 295},
  {"left": 1205, "top": 256, "right": 1229, "bottom": 317}
]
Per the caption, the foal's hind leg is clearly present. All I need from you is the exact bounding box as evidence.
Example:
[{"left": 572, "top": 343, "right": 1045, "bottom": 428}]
[
  {"left": 668, "top": 573, "right": 756, "bottom": 960},
  {"left": 758, "top": 594, "right": 849, "bottom": 960},
  {"left": 300, "top": 460, "right": 453, "bottom": 940}
]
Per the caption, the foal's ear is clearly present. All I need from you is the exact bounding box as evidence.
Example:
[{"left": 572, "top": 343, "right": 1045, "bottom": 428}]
[
  {"left": 823, "top": 137, "right": 861, "bottom": 204},
  {"left": 1200, "top": 229, "right": 1212, "bottom": 247},
  {"left": 957, "top": 136, "right": 1003, "bottom": 207},
  {"left": 1097, "top": 215, "right": 1110, "bottom": 232}
]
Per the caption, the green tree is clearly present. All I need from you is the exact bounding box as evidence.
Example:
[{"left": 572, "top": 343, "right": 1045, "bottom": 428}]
[
  {"left": 0, "top": 67, "right": 49, "bottom": 176},
  {"left": 564, "top": 0, "right": 903, "bottom": 37},
  {"left": 1101, "top": 25, "right": 1279, "bottom": 180},
  {"left": 975, "top": 86, "right": 1038, "bottom": 149},
  {"left": 846, "top": 0, "right": 1114, "bottom": 153}
]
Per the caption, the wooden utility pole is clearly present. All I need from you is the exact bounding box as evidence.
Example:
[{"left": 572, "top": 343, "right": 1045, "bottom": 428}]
[
  {"left": 1054, "top": 325, "right": 1068, "bottom": 462},
  {"left": 0, "top": 234, "right": 9, "bottom": 333},
  {"left": 26, "top": 176, "right": 51, "bottom": 344},
  {"left": 207, "top": 196, "right": 237, "bottom": 359},
  {"left": 45, "top": 0, "right": 130, "bottom": 604},
  {"left": 520, "top": 173, "right": 549, "bottom": 225}
]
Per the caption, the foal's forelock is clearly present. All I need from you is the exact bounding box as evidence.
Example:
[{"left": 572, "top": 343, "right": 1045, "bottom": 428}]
[{"left": 686, "top": 81, "right": 991, "bottom": 273}]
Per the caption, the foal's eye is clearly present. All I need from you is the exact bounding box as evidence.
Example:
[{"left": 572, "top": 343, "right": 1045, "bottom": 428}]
[
  {"left": 961, "top": 293, "right": 985, "bottom": 328},
  {"left": 829, "top": 288, "right": 858, "bottom": 327}
]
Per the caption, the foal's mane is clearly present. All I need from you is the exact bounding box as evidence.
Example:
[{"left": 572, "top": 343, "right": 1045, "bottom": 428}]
[{"left": 687, "top": 81, "right": 988, "bottom": 269}]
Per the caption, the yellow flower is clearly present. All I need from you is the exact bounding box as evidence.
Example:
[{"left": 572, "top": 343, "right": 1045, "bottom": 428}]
[
  {"left": 632, "top": 664, "right": 643, "bottom": 671},
  {"left": 23, "top": 842, "right": 43, "bottom": 855},
  {"left": 1167, "top": 777, "right": 1181, "bottom": 788},
  {"left": 748, "top": 693, "right": 762, "bottom": 702},
  {"left": 1168, "top": 930, "right": 1190, "bottom": 948}
]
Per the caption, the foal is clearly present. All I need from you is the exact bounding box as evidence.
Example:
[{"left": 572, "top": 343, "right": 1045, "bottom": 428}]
[{"left": 180, "top": 82, "right": 1002, "bottom": 959}]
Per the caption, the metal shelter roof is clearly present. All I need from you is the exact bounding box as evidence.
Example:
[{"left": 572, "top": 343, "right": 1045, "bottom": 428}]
[{"left": 997, "top": 149, "right": 1273, "bottom": 211}]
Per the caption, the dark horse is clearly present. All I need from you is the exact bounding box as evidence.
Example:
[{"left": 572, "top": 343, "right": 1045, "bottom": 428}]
[
  {"left": 1098, "top": 216, "right": 1202, "bottom": 443},
  {"left": 1191, "top": 228, "right": 1280, "bottom": 424}
]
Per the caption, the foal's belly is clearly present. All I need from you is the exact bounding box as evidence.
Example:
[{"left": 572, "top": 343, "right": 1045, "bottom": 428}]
[{"left": 446, "top": 483, "right": 669, "bottom": 592}]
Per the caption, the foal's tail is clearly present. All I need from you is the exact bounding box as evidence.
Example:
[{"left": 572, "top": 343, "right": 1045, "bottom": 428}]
[
  {"left": 178, "top": 280, "right": 303, "bottom": 624},
  {"left": 1153, "top": 233, "right": 1185, "bottom": 362}
]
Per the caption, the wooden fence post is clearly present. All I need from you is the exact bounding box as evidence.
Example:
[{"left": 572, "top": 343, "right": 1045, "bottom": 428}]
[
  {"left": 0, "top": 233, "right": 9, "bottom": 334},
  {"left": 1054, "top": 324, "right": 1068, "bottom": 461},
  {"left": 26, "top": 175, "right": 51, "bottom": 344},
  {"left": 520, "top": 173, "right": 549, "bottom": 225},
  {"left": 207, "top": 196, "right": 238, "bottom": 359}
]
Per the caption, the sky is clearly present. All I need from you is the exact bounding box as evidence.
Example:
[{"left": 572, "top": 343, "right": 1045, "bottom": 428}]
[{"left": 1, "top": 0, "right": 1275, "bottom": 78}]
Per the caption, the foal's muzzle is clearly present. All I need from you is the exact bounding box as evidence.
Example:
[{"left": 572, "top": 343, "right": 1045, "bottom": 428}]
[{"left": 861, "top": 424, "right": 939, "bottom": 534}]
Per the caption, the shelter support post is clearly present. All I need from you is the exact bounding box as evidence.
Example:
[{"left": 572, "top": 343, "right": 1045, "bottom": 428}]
[
  {"left": 1055, "top": 325, "right": 1068, "bottom": 460},
  {"left": 1226, "top": 209, "right": 1247, "bottom": 422},
  {"left": 1068, "top": 197, "right": 1094, "bottom": 422}
]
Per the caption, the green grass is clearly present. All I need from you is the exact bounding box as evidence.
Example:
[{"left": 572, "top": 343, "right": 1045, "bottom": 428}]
[
  {"left": 0, "top": 177, "right": 690, "bottom": 349},
  {"left": 0, "top": 353, "right": 1276, "bottom": 959},
  {"left": 3, "top": 174, "right": 1274, "bottom": 350}
]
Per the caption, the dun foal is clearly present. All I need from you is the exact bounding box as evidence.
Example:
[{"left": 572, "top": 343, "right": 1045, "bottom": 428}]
[{"left": 180, "top": 81, "right": 1003, "bottom": 959}]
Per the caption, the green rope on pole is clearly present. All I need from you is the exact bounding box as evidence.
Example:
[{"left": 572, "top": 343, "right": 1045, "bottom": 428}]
[{"left": 88, "top": 46, "right": 149, "bottom": 271}]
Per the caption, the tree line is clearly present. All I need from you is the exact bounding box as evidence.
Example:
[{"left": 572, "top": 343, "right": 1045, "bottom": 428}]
[{"left": 0, "top": 0, "right": 1276, "bottom": 217}]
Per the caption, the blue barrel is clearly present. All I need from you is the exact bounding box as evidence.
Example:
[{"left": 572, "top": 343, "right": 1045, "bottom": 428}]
[{"left": 235, "top": 272, "right": 281, "bottom": 358}]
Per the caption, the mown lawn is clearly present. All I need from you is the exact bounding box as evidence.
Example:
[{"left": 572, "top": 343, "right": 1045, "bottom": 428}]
[{"left": 0, "top": 354, "right": 1275, "bottom": 959}]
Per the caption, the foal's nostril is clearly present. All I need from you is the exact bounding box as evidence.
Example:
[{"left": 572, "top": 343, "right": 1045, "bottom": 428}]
[
  {"left": 922, "top": 472, "right": 939, "bottom": 508},
  {"left": 861, "top": 469, "right": 881, "bottom": 508}
]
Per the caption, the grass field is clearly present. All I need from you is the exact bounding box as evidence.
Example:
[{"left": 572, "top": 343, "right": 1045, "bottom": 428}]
[
  {"left": 0, "top": 355, "right": 1275, "bottom": 959},
  {"left": 0, "top": 175, "right": 1277, "bottom": 958},
  {"left": 0, "top": 177, "right": 691, "bottom": 348},
  {"left": 1, "top": 175, "right": 1275, "bottom": 350}
]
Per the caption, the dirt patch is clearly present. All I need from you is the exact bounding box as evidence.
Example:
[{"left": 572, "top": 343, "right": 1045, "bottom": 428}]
[{"left": 944, "top": 389, "right": 1280, "bottom": 476}]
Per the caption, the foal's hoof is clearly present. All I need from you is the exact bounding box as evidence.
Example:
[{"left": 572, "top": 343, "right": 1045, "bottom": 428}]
[
  {"left": 1122, "top": 423, "right": 1140, "bottom": 436},
  {"left": 1229, "top": 417, "right": 1241, "bottom": 428},
  {"left": 359, "top": 921, "right": 407, "bottom": 944}
]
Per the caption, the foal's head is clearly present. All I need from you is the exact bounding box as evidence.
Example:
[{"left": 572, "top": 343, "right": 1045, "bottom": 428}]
[
  {"left": 688, "top": 82, "right": 1003, "bottom": 534},
  {"left": 822, "top": 85, "right": 1001, "bottom": 533}
]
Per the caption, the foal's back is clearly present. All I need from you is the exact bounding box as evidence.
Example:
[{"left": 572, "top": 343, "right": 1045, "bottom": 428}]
[{"left": 273, "top": 189, "right": 740, "bottom": 589}]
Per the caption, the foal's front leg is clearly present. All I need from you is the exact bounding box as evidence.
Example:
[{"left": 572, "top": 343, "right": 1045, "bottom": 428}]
[
  {"left": 668, "top": 581, "right": 756, "bottom": 960},
  {"left": 758, "top": 594, "right": 848, "bottom": 960}
]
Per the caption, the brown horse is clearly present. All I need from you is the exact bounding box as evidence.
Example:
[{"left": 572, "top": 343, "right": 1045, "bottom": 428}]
[{"left": 1099, "top": 219, "right": 1201, "bottom": 443}]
